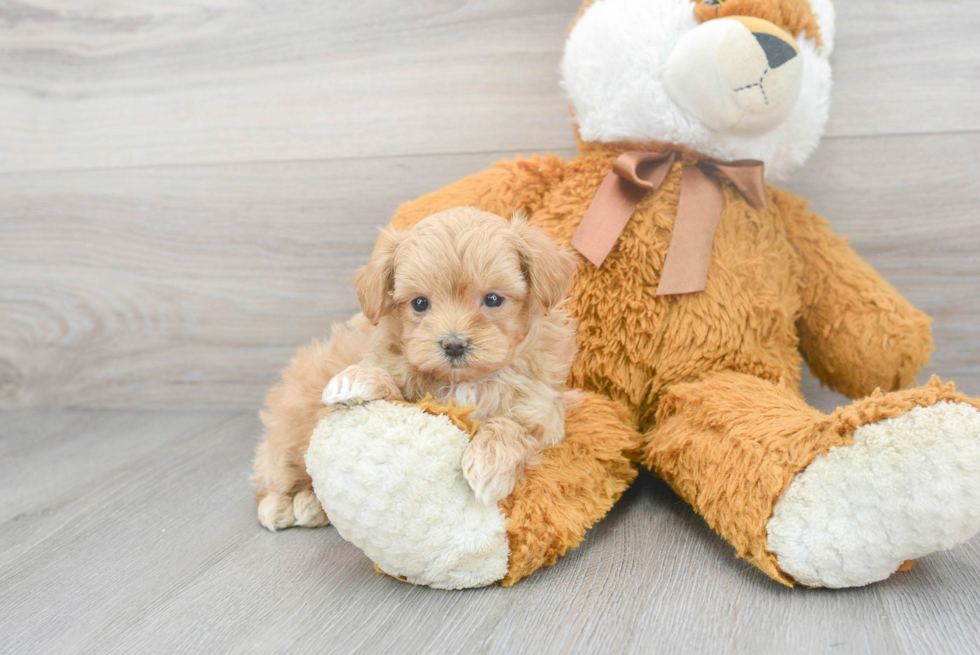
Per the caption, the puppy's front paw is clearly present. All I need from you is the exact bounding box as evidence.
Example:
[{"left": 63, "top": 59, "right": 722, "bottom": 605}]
[
  {"left": 257, "top": 492, "right": 296, "bottom": 532},
  {"left": 322, "top": 365, "right": 401, "bottom": 408},
  {"left": 292, "top": 488, "right": 330, "bottom": 527},
  {"left": 462, "top": 448, "right": 518, "bottom": 506},
  {"left": 322, "top": 372, "right": 373, "bottom": 408},
  {"left": 257, "top": 489, "right": 330, "bottom": 532},
  {"left": 461, "top": 419, "right": 539, "bottom": 506}
]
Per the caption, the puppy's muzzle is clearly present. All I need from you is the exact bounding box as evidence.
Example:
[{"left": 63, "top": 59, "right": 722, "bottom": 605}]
[{"left": 441, "top": 336, "right": 469, "bottom": 359}]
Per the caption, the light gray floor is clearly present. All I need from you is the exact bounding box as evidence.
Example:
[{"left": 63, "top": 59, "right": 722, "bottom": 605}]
[{"left": 1, "top": 408, "right": 979, "bottom": 655}]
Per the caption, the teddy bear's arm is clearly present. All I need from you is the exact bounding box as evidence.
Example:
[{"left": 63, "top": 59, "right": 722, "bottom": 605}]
[
  {"left": 389, "top": 155, "right": 567, "bottom": 231},
  {"left": 775, "top": 188, "right": 934, "bottom": 398}
]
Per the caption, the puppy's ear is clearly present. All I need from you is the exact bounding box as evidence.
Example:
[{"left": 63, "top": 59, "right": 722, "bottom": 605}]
[
  {"left": 354, "top": 228, "right": 404, "bottom": 324},
  {"left": 512, "top": 212, "right": 579, "bottom": 312}
]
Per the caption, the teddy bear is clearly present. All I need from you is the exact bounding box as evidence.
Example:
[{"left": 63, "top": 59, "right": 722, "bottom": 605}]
[{"left": 260, "top": 0, "right": 980, "bottom": 589}]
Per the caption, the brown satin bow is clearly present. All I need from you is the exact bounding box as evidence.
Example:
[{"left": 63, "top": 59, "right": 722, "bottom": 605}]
[{"left": 570, "top": 151, "right": 768, "bottom": 296}]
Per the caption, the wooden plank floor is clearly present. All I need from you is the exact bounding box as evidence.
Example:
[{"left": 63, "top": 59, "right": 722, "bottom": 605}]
[{"left": 1, "top": 409, "right": 978, "bottom": 655}]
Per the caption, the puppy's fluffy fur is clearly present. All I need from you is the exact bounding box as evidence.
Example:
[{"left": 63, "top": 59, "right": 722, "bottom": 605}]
[{"left": 253, "top": 207, "right": 579, "bottom": 530}]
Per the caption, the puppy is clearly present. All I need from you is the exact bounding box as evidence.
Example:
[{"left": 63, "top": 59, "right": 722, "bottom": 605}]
[
  {"left": 322, "top": 207, "right": 579, "bottom": 505},
  {"left": 253, "top": 207, "right": 578, "bottom": 530}
]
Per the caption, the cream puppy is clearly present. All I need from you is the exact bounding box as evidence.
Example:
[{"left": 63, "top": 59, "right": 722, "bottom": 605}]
[{"left": 321, "top": 207, "right": 579, "bottom": 505}]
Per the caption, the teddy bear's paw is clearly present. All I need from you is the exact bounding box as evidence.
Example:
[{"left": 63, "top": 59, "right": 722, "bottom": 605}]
[
  {"left": 257, "top": 492, "right": 297, "bottom": 532},
  {"left": 322, "top": 365, "right": 400, "bottom": 408},
  {"left": 293, "top": 488, "right": 330, "bottom": 527},
  {"left": 767, "top": 401, "right": 980, "bottom": 588},
  {"left": 308, "top": 401, "right": 512, "bottom": 589}
]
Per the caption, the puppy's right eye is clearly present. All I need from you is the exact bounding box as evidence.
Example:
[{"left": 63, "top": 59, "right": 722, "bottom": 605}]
[
  {"left": 411, "top": 297, "right": 429, "bottom": 313},
  {"left": 482, "top": 293, "right": 504, "bottom": 308}
]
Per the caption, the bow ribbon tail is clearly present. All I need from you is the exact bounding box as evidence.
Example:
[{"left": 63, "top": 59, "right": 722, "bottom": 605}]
[
  {"left": 655, "top": 160, "right": 767, "bottom": 295},
  {"left": 655, "top": 165, "right": 724, "bottom": 296},
  {"left": 570, "top": 171, "right": 648, "bottom": 268}
]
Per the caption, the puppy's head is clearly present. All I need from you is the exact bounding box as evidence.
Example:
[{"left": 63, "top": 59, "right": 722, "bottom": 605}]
[{"left": 355, "top": 207, "right": 578, "bottom": 382}]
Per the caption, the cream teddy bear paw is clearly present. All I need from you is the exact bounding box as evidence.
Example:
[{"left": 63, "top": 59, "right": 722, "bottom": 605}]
[
  {"left": 306, "top": 401, "right": 510, "bottom": 590},
  {"left": 767, "top": 401, "right": 980, "bottom": 588}
]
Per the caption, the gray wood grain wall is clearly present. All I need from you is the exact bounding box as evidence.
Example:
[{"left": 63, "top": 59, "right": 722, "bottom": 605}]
[{"left": 2, "top": 0, "right": 979, "bottom": 409}]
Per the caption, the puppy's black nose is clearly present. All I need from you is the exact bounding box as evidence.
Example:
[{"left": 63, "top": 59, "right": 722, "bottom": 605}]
[{"left": 441, "top": 337, "right": 468, "bottom": 359}]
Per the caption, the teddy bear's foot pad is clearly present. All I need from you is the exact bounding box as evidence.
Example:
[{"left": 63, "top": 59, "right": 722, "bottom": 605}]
[
  {"left": 308, "top": 401, "right": 511, "bottom": 589},
  {"left": 767, "top": 401, "right": 980, "bottom": 588}
]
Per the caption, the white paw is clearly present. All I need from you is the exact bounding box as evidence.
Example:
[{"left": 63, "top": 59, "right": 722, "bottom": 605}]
[
  {"left": 322, "top": 373, "right": 374, "bottom": 408},
  {"left": 293, "top": 488, "right": 330, "bottom": 527},
  {"left": 257, "top": 493, "right": 296, "bottom": 532},
  {"left": 767, "top": 401, "right": 980, "bottom": 588},
  {"left": 461, "top": 448, "right": 520, "bottom": 506}
]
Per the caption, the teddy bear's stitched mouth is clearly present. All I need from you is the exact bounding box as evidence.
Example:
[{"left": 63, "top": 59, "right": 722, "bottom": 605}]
[{"left": 733, "top": 68, "right": 770, "bottom": 105}]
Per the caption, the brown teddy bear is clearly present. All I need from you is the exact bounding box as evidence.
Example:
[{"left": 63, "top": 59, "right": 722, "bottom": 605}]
[{"left": 257, "top": 0, "right": 980, "bottom": 589}]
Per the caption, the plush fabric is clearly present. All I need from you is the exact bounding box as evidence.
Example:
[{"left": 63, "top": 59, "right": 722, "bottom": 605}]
[
  {"left": 692, "top": 0, "right": 825, "bottom": 49},
  {"left": 500, "top": 391, "right": 640, "bottom": 585},
  {"left": 646, "top": 375, "right": 980, "bottom": 585},
  {"left": 390, "top": 144, "right": 933, "bottom": 431},
  {"left": 307, "top": 400, "right": 509, "bottom": 590},
  {"left": 769, "top": 394, "right": 980, "bottom": 587},
  {"left": 385, "top": 132, "right": 980, "bottom": 586},
  {"left": 561, "top": 0, "right": 833, "bottom": 182},
  {"left": 308, "top": 393, "right": 639, "bottom": 588},
  {"left": 333, "top": 0, "right": 980, "bottom": 588}
]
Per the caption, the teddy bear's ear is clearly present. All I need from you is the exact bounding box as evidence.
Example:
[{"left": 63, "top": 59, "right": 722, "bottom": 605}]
[
  {"left": 354, "top": 228, "right": 404, "bottom": 324},
  {"left": 511, "top": 211, "right": 579, "bottom": 312}
]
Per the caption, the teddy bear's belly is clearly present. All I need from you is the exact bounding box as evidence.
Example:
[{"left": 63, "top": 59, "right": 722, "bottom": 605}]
[
  {"left": 536, "top": 189, "right": 804, "bottom": 430},
  {"left": 570, "top": 292, "right": 802, "bottom": 428}
]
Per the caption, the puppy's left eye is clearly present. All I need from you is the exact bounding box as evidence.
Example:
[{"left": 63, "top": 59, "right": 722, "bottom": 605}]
[{"left": 483, "top": 293, "right": 504, "bottom": 308}]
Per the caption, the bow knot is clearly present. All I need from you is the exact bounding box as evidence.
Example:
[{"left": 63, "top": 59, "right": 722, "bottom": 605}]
[{"left": 571, "top": 150, "right": 767, "bottom": 295}]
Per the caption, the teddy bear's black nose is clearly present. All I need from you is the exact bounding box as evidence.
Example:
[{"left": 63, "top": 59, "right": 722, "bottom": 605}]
[
  {"left": 753, "top": 32, "right": 797, "bottom": 69},
  {"left": 441, "top": 337, "right": 469, "bottom": 359}
]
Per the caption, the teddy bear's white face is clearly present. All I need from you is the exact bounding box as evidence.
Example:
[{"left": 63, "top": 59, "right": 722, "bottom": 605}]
[{"left": 561, "top": 0, "right": 835, "bottom": 182}]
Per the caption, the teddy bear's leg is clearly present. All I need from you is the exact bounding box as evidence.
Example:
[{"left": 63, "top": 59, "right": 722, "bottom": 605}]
[
  {"left": 254, "top": 316, "right": 371, "bottom": 531},
  {"left": 643, "top": 371, "right": 980, "bottom": 587},
  {"left": 499, "top": 391, "right": 642, "bottom": 585}
]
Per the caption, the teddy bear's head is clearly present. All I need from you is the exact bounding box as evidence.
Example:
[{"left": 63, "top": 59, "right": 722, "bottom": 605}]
[{"left": 562, "top": 0, "right": 835, "bottom": 181}]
